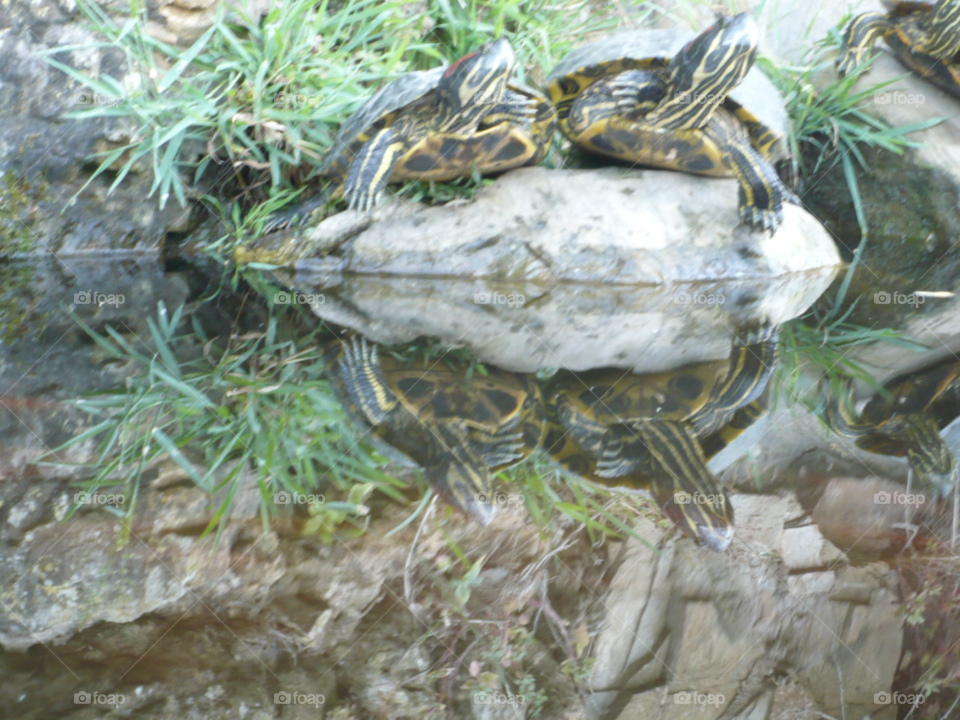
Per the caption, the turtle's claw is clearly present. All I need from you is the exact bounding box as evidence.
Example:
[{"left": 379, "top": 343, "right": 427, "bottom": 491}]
[{"left": 740, "top": 203, "right": 783, "bottom": 234}]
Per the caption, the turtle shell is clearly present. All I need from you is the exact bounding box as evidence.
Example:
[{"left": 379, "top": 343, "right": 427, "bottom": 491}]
[
  {"left": 549, "top": 358, "right": 730, "bottom": 430},
  {"left": 320, "top": 66, "right": 447, "bottom": 177},
  {"left": 862, "top": 360, "right": 960, "bottom": 427},
  {"left": 699, "top": 383, "right": 773, "bottom": 460},
  {"left": 380, "top": 356, "right": 537, "bottom": 438},
  {"left": 544, "top": 359, "right": 728, "bottom": 476},
  {"left": 882, "top": 1, "right": 936, "bottom": 15},
  {"left": 545, "top": 27, "right": 791, "bottom": 161},
  {"left": 326, "top": 342, "right": 544, "bottom": 472},
  {"left": 321, "top": 70, "right": 556, "bottom": 183}
]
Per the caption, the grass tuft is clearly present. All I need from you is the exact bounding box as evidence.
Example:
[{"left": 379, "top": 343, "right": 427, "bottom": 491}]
[
  {"left": 42, "top": 298, "right": 405, "bottom": 542},
  {"left": 41, "top": 0, "right": 636, "bottom": 226}
]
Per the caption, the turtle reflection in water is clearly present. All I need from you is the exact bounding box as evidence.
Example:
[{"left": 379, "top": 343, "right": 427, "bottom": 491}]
[
  {"left": 544, "top": 326, "right": 779, "bottom": 552},
  {"left": 819, "top": 360, "right": 960, "bottom": 495},
  {"left": 325, "top": 337, "right": 545, "bottom": 524}
]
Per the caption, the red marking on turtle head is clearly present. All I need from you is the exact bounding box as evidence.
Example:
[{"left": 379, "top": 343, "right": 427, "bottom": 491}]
[{"left": 443, "top": 51, "right": 478, "bottom": 79}]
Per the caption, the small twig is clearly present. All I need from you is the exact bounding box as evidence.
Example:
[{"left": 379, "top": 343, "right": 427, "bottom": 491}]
[
  {"left": 405, "top": 495, "right": 438, "bottom": 610},
  {"left": 521, "top": 530, "right": 577, "bottom": 580},
  {"left": 832, "top": 656, "right": 846, "bottom": 720},
  {"left": 441, "top": 632, "right": 476, "bottom": 701},
  {"left": 907, "top": 468, "right": 913, "bottom": 525},
  {"left": 899, "top": 469, "right": 919, "bottom": 553},
  {"left": 528, "top": 594, "right": 575, "bottom": 660},
  {"left": 953, "top": 466, "right": 959, "bottom": 551},
  {"left": 939, "top": 691, "right": 960, "bottom": 720}
]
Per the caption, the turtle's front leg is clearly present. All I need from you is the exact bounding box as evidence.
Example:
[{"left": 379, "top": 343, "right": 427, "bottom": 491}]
[
  {"left": 344, "top": 127, "right": 406, "bottom": 212},
  {"left": 479, "top": 89, "right": 539, "bottom": 128},
  {"left": 837, "top": 12, "right": 891, "bottom": 75},
  {"left": 567, "top": 71, "right": 665, "bottom": 135}
]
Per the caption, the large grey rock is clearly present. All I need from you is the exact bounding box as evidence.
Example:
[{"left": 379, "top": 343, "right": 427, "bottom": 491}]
[
  {"left": 586, "top": 520, "right": 670, "bottom": 696},
  {"left": 813, "top": 477, "right": 935, "bottom": 554},
  {"left": 280, "top": 168, "right": 840, "bottom": 373},
  {"left": 302, "top": 167, "right": 840, "bottom": 284},
  {"left": 715, "top": 396, "right": 953, "bottom": 497}
]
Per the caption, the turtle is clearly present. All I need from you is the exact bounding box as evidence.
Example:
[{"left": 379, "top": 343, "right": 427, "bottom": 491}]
[
  {"left": 544, "top": 13, "right": 796, "bottom": 233},
  {"left": 819, "top": 359, "right": 960, "bottom": 495},
  {"left": 836, "top": 0, "right": 960, "bottom": 99},
  {"left": 264, "top": 38, "right": 557, "bottom": 231},
  {"left": 325, "top": 336, "right": 546, "bottom": 524},
  {"left": 542, "top": 325, "right": 779, "bottom": 551}
]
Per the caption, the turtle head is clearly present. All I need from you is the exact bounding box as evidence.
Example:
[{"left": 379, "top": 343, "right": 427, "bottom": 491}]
[
  {"left": 658, "top": 486, "right": 735, "bottom": 552},
  {"left": 428, "top": 460, "right": 496, "bottom": 526},
  {"left": 665, "top": 12, "right": 758, "bottom": 123},
  {"left": 436, "top": 37, "right": 516, "bottom": 115}
]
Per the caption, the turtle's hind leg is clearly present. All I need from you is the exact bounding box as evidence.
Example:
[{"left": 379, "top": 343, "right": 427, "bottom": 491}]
[
  {"left": 837, "top": 12, "right": 891, "bottom": 75},
  {"left": 708, "top": 114, "right": 788, "bottom": 233},
  {"left": 262, "top": 190, "right": 333, "bottom": 232},
  {"left": 344, "top": 127, "right": 406, "bottom": 213}
]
